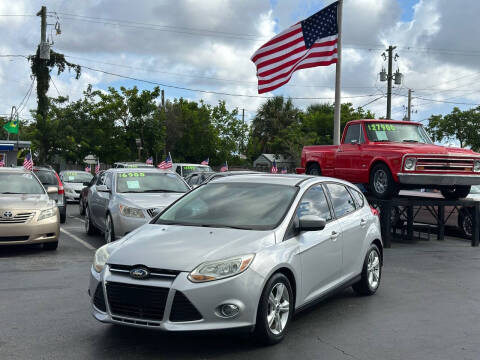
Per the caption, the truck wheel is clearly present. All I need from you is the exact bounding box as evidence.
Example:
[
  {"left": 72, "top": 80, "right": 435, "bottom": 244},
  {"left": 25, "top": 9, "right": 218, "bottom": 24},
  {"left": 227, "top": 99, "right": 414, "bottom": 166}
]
[
  {"left": 306, "top": 163, "right": 321, "bottom": 176},
  {"left": 369, "top": 163, "right": 398, "bottom": 199},
  {"left": 441, "top": 186, "right": 471, "bottom": 200},
  {"left": 458, "top": 209, "right": 473, "bottom": 238}
]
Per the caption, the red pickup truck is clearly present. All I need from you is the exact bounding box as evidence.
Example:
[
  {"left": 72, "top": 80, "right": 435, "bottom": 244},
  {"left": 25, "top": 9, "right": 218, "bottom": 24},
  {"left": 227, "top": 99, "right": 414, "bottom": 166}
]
[{"left": 296, "top": 119, "right": 480, "bottom": 199}]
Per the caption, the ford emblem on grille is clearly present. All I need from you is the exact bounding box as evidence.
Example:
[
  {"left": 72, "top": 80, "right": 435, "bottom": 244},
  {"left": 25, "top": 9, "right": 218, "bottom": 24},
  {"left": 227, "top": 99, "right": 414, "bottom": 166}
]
[
  {"left": 2, "top": 211, "right": 13, "bottom": 219},
  {"left": 130, "top": 267, "right": 150, "bottom": 279}
]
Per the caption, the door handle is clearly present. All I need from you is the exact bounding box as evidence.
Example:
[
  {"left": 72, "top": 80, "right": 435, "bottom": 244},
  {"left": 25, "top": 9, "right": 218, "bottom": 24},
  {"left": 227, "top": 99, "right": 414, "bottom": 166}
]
[
  {"left": 360, "top": 219, "right": 367, "bottom": 227},
  {"left": 330, "top": 231, "right": 339, "bottom": 241}
]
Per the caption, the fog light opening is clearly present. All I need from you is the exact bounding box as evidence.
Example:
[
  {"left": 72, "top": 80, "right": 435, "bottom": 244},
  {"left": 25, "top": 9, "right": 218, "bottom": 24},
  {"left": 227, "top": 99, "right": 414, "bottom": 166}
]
[{"left": 218, "top": 304, "right": 239, "bottom": 318}]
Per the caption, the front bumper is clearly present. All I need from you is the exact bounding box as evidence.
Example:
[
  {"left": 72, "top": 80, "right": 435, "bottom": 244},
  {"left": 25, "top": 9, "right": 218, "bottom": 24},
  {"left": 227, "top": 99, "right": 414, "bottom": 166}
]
[
  {"left": 397, "top": 173, "right": 480, "bottom": 186},
  {"left": 112, "top": 214, "right": 148, "bottom": 238},
  {"left": 89, "top": 264, "right": 264, "bottom": 331},
  {"left": 0, "top": 212, "right": 60, "bottom": 245}
]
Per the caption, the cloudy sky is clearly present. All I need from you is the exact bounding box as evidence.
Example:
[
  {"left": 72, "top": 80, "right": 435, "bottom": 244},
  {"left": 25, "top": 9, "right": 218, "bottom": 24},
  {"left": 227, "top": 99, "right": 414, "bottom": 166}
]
[{"left": 1, "top": 0, "right": 480, "bottom": 130}]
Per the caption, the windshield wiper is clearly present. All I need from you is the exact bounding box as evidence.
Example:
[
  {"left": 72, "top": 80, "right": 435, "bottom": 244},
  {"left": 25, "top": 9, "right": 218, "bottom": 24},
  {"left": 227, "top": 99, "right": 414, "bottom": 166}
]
[
  {"left": 403, "top": 139, "right": 419, "bottom": 143},
  {"left": 199, "top": 224, "right": 254, "bottom": 230},
  {"left": 0, "top": 192, "right": 23, "bottom": 194}
]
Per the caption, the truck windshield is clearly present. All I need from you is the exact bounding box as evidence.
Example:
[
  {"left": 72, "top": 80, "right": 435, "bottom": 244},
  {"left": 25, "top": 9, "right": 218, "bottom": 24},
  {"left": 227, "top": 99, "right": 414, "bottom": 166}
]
[{"left": 365, "top": 123, "right": 433, "bottom": 144}]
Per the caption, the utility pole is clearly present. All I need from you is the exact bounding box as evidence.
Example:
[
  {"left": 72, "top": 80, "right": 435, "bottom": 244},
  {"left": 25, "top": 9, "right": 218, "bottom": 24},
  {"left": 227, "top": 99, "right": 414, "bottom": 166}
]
[
  {"left": 386, "top": 45, "right": 396, "bottom": 120},
  {"left": 407, "top": 89, "right": 413, "bottom": 121},
  {"left": 242, "top": 108, "right": 245, "bottom": 123}
]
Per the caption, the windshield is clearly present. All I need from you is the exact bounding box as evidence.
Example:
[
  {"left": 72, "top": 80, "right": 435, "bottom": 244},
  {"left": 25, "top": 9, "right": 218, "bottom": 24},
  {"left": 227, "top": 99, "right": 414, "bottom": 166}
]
[
  {"left": 156, "top": 182, "right": 298, "bottom": 230},
  {"left": 116, "top": 172, "right": 189, "bottom": 193},
  {"left": 182, "top": 165, "right": 212, "bottom": 176},
  {"left": 62, "top": 171, "right": 93, "bottom": 183},
  {"left": 365, "top": 122, "right": 433, "bottom": 144},
  {"left": 0, "top": 173, "right": 45, "bottom": 194}
]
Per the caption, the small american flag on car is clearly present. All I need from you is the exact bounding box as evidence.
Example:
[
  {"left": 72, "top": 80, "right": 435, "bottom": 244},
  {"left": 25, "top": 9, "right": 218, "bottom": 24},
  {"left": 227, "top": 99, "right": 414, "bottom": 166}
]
[
  {"left": 146, "top": 156, "right": 153, "bottom": 165},
  {"left": 251, "top": 1, "right": 338, "bottom": 93},
  {"left": 201, "top": 158, "right": 209, "bottom": 165},
  {"left": 271, "top": 159, "right": 278, "bottom": 174},
  {"left": 158, "top": 154, "right": 172, "bottom": 169},
  {"left": 281, "top": 168, "right": 287, "bottom": 174},
  {"left": 0, "top": 156, "right": 4, "bottom": 167},
  {"left": 85, "top": 165, "right": 91, "bottom": 173},
  {"left": 95, "top": 160, "right": 100, "bottom": 174},
  {"left": 23, "top": 152, "right": 33, "bottom": 171}
]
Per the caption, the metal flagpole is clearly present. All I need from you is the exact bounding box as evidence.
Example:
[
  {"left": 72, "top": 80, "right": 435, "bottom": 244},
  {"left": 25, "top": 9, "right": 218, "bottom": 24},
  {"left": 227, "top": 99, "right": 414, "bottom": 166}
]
[
  {"left": 333, "top": 0, "right": 343, "bottom": 145},
  {"left": 168, "top": 152, "right": 173, "bottom": 163}
]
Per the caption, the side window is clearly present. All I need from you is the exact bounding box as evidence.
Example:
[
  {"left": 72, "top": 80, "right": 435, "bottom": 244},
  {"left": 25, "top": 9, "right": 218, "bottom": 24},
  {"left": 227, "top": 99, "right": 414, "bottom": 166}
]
[
  {"left": 343, "top": 124, "right": 360, "bottom": 144},
  {"left": 189, "top": 175, "right": 198, "bottom": 185},
  {"left": 325, "top": 183, "right": 356, "bottom": 217},
  {"left": 297, "top": 185, "right": 332, "bottom": 221},
  {"left": 350, "top": 187, "right": 365, "bottom": 209},
  {"left": 176, "top": 166, "right": 182, "bottom": 175},
  {"left": 105, "top": 173, "right": 113, "bottom": 190}
]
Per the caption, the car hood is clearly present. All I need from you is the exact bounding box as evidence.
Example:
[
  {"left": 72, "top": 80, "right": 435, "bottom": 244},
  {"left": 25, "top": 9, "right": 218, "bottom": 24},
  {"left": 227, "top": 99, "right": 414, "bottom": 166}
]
[
  {"left": 64, "top": 182, "right": 86, "bottom": 191},
  {"left": 117, "top": 192, "right": 184, "bottom": 209},
  {"left": 0, "top": 194, "right": 52, "bottom": 210},
  {"left": 107, "top": 224, "right": 276, "bottom": 271},
  {"left": 370, "top": 142, "right": 480, "bottom": 156}
]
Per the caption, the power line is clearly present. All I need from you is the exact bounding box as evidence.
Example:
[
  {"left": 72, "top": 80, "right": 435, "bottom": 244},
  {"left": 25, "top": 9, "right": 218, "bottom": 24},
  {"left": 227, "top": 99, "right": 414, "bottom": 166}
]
[{"left": 358, "top": 95, "right": 385, "bottom": 109}]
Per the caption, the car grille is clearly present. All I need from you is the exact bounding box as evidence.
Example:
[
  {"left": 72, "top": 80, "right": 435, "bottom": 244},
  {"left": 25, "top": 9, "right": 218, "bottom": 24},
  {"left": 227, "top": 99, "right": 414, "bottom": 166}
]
[
  {"left": 93, "top": 285, "right": 107, "bottom": 312},
  {"left": 0, "top": 236, "right": 30, "bottom": 242},
  {"left": 106, "top": 282, "right": 169, "bottom": 321},
  {"left": 169, "top": 291, "right": 203, "bottom": 322},
  {"left": 108, "top": 264, "right": 180, "bottom": 280},
  {"left": 415, "top": 157, "right": 477, "bottom": 173},
  {"left": 0, "top": 212, "right": 35, "bottom": 224}
]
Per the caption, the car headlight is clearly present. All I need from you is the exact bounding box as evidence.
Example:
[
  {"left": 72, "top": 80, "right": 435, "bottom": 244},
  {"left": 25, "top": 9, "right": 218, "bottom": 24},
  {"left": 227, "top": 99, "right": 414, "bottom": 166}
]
[
  {"left": 404, "top": 157, "right": 416, "bottom": 171},
  {"left": 93, "top": 244, "right": 111, "bottom": 273},
  {"left": 188, "top": 254, "right": 255, "bottom": 283},
  {"left": 38, "top": 206, "right": 56, "bottom": 221},
  {"left": 119, "top": 204, "right": 145, "bottom": 218},
  {"left": 474, "top": 160, "right": 480, "bottom": 172}
]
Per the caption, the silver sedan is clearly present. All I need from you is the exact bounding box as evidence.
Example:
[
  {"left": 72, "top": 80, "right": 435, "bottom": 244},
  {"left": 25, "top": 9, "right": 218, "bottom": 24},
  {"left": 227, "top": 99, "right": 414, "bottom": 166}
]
[
  {"left": 89, "top": 174, "right": 382, "bottom": 344},
  {"left": 85, "top": 168, "right": 190, "bottom": 242}
]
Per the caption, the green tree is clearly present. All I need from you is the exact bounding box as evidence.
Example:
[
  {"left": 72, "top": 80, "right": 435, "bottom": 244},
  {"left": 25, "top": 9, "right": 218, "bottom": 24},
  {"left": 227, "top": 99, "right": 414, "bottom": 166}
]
[{"left": 427, "top": 107, "right": 480, "bottom": 150}]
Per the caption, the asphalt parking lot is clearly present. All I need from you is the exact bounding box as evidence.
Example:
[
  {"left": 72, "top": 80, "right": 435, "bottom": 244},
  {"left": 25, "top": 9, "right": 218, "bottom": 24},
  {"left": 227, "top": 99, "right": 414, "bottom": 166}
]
[{"left": 1, "top": 205, "right": 480, "bottom": 360}]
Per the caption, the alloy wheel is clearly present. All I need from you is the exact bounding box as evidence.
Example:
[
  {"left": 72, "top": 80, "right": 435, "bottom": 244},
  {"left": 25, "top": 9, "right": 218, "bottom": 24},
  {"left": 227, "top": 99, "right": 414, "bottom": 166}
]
[
  {"left": 373, "top": 169, "right": 387, "bottom": 194},
  {"left": 105, "top": 216, "right": 112, "bottom": 243},
  {"left": 367, "top": 250, "right": 380, "bottom": 290},
  {"left": 267, "top": 283, "right": 290, "bottom": 335},
  {"left": 463, "top": 215, "right": 473, "bottom": 238}
]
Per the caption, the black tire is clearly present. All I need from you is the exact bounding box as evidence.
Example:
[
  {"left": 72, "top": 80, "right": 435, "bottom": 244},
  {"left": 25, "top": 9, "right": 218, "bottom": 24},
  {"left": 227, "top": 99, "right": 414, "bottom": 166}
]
[
  {"left": 458, "top": 209, "right": 473, "bottom": 239},
  {"left": 369, "top": 163, "right": 398, "bottom": 199},
  {"left": 85, "top": 206, "right": 96, "bottom": 236},
  {"left": 441, "top": 186, "right": 471, "bottom": 200},
  {"left": 306, "top": 163, "right": 321, "bottom": 176},
  {"left": 43, "top": 241, "right": 58, "bottom": 251},
  {"left": 352, "top": 244, "right": 382, "bottom": 296},
  {"left": 60, "top": 210, "right": 66, "bottom": 224},
  {"left": 391, "top": 206, "right": 402, "bottom": 227},
  {"left": 254, "top": 273, "right": 294, "bottom": 345},
  {"left": 104, "top": 214, "right": 115, "bottom": 243},
  {"left": 79, "top": 197, "right": 86, "bottom": 216}
]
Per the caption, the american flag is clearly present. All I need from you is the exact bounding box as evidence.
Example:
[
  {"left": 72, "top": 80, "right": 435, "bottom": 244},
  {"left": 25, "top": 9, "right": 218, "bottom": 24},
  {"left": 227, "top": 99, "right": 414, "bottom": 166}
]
[
  {"left": 23, "top": 153, "right": 33, "bottom": 171},
  {"left": 251, "top": 2, "right": 338, "bottom": 94},
  {"left": 158, "top": 154, "right": 172, "bottom": 169},
  {"left": 0, "top": 158, "right": 4, "bottom": 167},
  {"left": 95, "top": 161, "right": 100, "bottom": 174},
  {"left": 85, "top": 165, "right": 91, "bottom": 173},
  {"left": 271, "top": 159, "right": 278, "bottom": 174},
  {"left": 220, "top": 161, "right": 228, "bottom": 172},
  {"left": 201, "top": 158, "right": 209, "bottom": 165},
  {"left": 146, "top": 156, "right": 153, "bottom": 165},
  {"left": 281, "top": 168, "right": 288, "bottom": 174}
]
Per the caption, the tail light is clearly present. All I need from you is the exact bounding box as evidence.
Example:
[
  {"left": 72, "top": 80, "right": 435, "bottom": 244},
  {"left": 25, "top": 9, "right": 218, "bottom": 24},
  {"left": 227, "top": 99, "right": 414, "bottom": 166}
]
[
  {"left": 370, "top": 206, "right": 379, "bottom": 216},
  {"left": 54, "top": 172, "right": 64, "bottom": 195}
]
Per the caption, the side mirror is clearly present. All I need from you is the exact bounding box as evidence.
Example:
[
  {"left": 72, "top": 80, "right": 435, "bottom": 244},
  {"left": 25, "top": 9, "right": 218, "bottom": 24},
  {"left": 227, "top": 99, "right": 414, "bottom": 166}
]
[
  {"left": 298, "top": 215, "right": 326, "bottom": 232},
  {"left": 350, "top": 139, "right": 359, "bottom": 145},
  {"left": 97, "top": 185, "right": 111, "bottom": 193},
  {"left": 46, "top": 186, "right": 58, "bottom": 194}
]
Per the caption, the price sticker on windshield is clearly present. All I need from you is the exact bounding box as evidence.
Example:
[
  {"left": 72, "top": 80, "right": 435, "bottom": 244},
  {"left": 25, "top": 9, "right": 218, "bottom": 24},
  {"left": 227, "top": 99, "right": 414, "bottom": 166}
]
[
  {"left": 66, "top": 171, "right": 78, "bottom": 176},
  {"left": 119, "top": 172, "right": 145, "bottom": 178},
  {"left": 367, "top": 124, "right": 396, "bottom": 131}
]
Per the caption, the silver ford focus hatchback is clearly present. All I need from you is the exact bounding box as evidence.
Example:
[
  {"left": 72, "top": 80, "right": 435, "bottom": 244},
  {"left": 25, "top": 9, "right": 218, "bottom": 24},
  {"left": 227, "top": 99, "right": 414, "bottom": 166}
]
[{"left": 89, "top": 174, "right": 383, "bottom": 344}]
